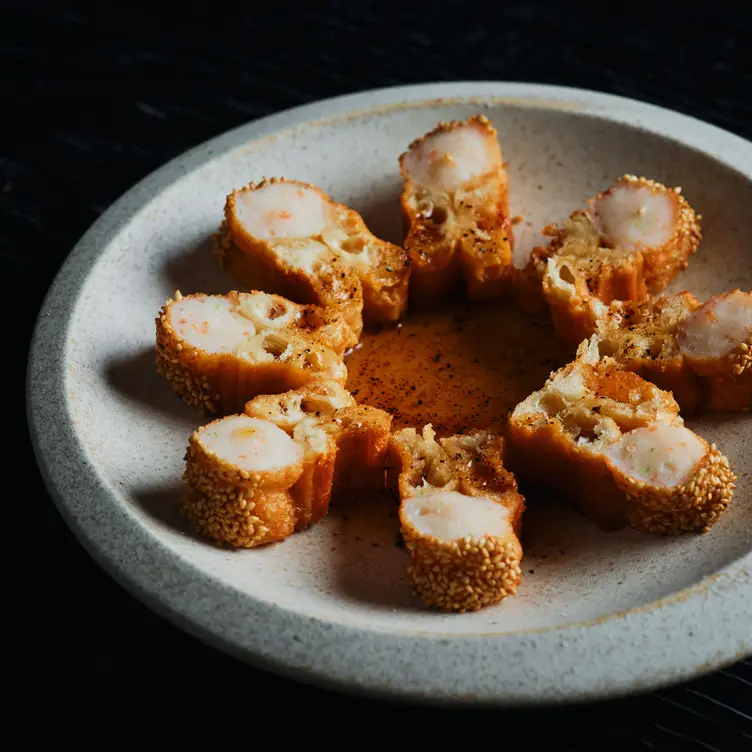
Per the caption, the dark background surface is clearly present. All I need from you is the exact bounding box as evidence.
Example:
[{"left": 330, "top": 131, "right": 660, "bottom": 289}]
[{"left": 11, "top": 0, "right": 751, "bottom": 744}]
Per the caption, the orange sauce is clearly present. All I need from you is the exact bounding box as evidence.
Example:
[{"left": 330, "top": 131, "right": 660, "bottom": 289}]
[{"left": 346, "top": 299, "right": 574, "bottom": 435}]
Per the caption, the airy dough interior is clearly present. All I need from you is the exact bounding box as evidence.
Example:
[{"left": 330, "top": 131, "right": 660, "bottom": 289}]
[{"left": 512, "top": 356, "right": 680, "bottom": 452}]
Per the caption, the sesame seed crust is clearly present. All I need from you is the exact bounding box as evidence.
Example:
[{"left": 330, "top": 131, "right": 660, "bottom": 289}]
[
  {"left": 156, "top": 297, "right": 218, "bottom": 414},
  {"left": 399, "top": 115, "right": 514, "bottom": 304},
  {"left": 181, "top": 486, "right": 294, "bottom": 549},
  {"left": 181, "top": 420, "right": 304, "bottom": 548},
  {"left": 684, "top": 332, "right": 752, "bottom": 413},
  {"left": 612, "top": 443, "right": 736, "bottom": 535},
  {"left": 729, "top": 339, "right": 752, "bottom": 376},
  {"left": 400, "top": 521, "right": 523, "bottom": 613},
  {"left": 181, "top": 414, "right": 339, "bottom": 548},
  {"left": 181, "top": 379, "right": 396, "bottom": 547}
]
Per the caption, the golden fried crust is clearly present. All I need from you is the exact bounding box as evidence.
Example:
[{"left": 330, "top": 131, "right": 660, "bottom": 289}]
[
  {"left": 181, "top": 487, "right": 295, "bottom": 549},
  {"left": 533, "top": 214, "right": 648, "bottom": 302},
  {"left": 589, "top": 175, "right": 701, "bottom": 292},
  {"left": 589, "top": 291, "right": 751, "bottom": 415},
  {"left": 400, "top": 522, "right": 523, "bottom": 613},
  {"left": 215, "top": 209, "right": 364, "bottom": 341},
  {"left": 215, "top": 177, "right": 410, "bottom": 326},
  {"left": 507, "top": 418, "right": 632, "bottom": 531},
  {"left": 399, "top": 116, "right": 514, "bottom": 305},
  {"left": 245, "top": 382, "right": 393, "bottom": 503},
  {"left": 181, "top": 414, "right": 340, "bottom": 547},
  {"left": 586, "top": 294, "right": 704, "bottom": 411},
  {"left": 390, "top": 426, "right": 525, "bottom": 612},
  {"left": 681, "top": 338, "right": 752, "bottom": 414},
  {"left": 324, "top": 405, "right": 393, "bottom": 502},
  {"left": 531, "top": 212, "right": 648, "bottom": 345},
  {"left": 508, "top": 358, "right": 735, "bottom": 534},
  {"left": 702, "top": 371, "right": 752, "bottom": 413},
  {"left": 288, "top": 433, "right": 337, "bottom": 529},
  {"left": 155, "top": 291, "right": 348, "bottom": 416}
]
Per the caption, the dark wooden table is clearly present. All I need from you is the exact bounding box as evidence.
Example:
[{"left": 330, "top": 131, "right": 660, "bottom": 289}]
[{"left": 12, "top": 1, "right": 751, "bottom": 745}]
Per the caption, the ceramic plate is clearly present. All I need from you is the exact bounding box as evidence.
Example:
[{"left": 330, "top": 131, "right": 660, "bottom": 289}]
[{"left": 28, "top": 82, "right": 752, "bottom": 705}]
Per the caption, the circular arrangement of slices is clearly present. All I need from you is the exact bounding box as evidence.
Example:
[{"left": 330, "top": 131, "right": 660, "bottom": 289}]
[{"left": 155, "top": 114, "right": 750, "bottom": 613}]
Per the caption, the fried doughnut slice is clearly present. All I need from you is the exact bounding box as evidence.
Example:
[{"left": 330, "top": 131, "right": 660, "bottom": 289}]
[
  {"left": 400, "top": 115, "right": 514, "bottom": 304},
  {"left": 677, "top": 290, "right": 752, "bottom": 412},
  {"left": 584, "top": 290, "right": 752, "bottom": 414},
  {"left": 245, "top": 381, "right": 392, "bottom": 502},
  {"left": 528, "top": 175, "right": 701, "bottom": 345},
  {"left": 214, "top": 178, "right": 410, "bottom": 327},
  {"left": 182, "top": 414, "right": 336, "bottom": 548},
  {"left": 156, "top": 290, "right": 347, "bottom": 416},
  {"left": 508, "top": 355, "right": 735, "bottom": 534},
  {"left": 389, "top": 425, "right": 525, "bottom": 612}
]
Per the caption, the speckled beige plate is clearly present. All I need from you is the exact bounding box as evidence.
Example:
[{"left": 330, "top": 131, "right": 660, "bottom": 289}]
[{"left": 28, "top": 83, "right": 752, "bottom": 705}]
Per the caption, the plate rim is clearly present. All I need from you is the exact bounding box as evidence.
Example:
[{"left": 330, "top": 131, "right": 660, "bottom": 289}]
[{"left": 28, "top": 81, "right": 752, "bottom": 705}]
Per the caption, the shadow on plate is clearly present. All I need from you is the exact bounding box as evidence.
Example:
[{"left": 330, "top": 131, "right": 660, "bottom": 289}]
[
  {"left": 162, "top": 236, "right": 237, "bottom": 297},
  {"left": 105, "top": 346, "right": 198, "bottom": 421},
  {"left": 132, "top": 484, "right": 200, "bottom": 540},
  {"left": 355, "top": 182, "right": 404, "bottom": 246},
  {"left": 324, "top": 494, "right": 425, "bottom": 613},
  {"left": 520, "top": 492, "right": 672, "bottom": 559}
]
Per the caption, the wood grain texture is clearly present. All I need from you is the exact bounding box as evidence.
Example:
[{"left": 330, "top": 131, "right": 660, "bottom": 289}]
[{"left": 10, "top": 0, "right": 751, "bottom": 740}]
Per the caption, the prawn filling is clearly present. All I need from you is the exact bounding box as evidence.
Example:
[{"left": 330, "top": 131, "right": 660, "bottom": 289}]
[
  {"left": 233, "top": 180, "right": 336, "bottom": 240},
  {"left": 678, "top": 290, "right": 752, "bottom": 363},
  {"left": 400, "top": 115, "right": 514, "bottom": 303},
  {"left": 195, "top": 415, "right": 304, "bottom": 477},
  {"left": 508, "top": 357, "right": 735, "bottom": 534},
  {"left": 588, "top": 175, "right": 701, "bottom": 288},
  {"left": 589, "top": 181, "right": 681, "bottom": 252},
  {"left": 169, "top": 295, "right": 255, "bottom": 353},
  {"left": 602, "top": 424, "right": 706, "bottom": 488},
  {"left": 401, "top": 489, "right": 513, "bottom": 542},
  {"left": 156, "top": 292, "right": 347, "bottom": 415},
  {"left": 401, "top": 120, "right": 502, "bottom": 193},
  {"left": 216, "top": 178, "right": 410, "bottom": 325},
  {"left": 390, "top": 426, "right": 524, "bottom": 612},
  {"left": 530, "top": 175, "right": 701, "bottom": 345}
]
